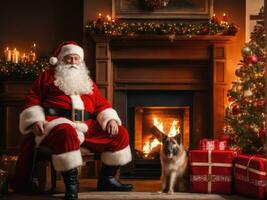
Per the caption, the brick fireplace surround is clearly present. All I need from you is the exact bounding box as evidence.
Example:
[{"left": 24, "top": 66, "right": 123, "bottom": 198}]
[{"left": 90, "top": 35, "right": 235, "bottom": 176}]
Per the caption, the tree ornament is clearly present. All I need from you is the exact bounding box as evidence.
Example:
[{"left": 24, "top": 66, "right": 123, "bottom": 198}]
[
  {"left": 259, "top": 127, "right": 266, "bottom": 139},
  {"left": 246, "top": 55, "right": 258, "bottom": 64},
  {"left": 232, "top": 103, "right": 240, "bottom": 115},
  {"left": 244, "top": 89, "right": 253, "bottom": 97},
  {"left": 256, "top": 99, "right": 265, "bottom": 108},
  {"left": 235, "top": 68, "right": 243, "bottom": 77},
  {"left": 241, "top": 46, "right": 251, "bottom": 56}
]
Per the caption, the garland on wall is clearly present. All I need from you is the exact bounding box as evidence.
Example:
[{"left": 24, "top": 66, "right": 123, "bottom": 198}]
[
  {"left": 0, "top": 58, "right": 50, "bottom": 78},
  {"left": 85, "top": 14, "right": 238, "bottom": 37}
]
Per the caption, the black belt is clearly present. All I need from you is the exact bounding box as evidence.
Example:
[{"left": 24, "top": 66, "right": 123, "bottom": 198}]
[{"left": 44, "top": 107, "right": 95, "bottom": 122}]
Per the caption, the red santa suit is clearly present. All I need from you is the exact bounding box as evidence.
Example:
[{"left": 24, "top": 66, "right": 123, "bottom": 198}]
[
  {"left": 22, "top": 68, "right": 131, "bottom": 168},
  {"left": 11, "top": 68, "right": 132, "bottom": 191}
]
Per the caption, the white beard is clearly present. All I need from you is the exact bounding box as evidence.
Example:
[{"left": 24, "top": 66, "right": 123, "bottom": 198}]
[{"left": 54, "top": 61, "right": 93, "bottom": 95}]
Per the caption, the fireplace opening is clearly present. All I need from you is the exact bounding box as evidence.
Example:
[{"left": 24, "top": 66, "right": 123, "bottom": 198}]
[
  {"left": 135, "top": 106, "right": 190, "bottom": 160},
  {"left": 119, "top": 91, "right": 193, "bottom": 179}
]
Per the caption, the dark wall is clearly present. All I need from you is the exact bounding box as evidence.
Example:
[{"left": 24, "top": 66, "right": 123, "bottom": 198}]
[{"left": 0, "top": 0, "right": 83, "bottom": 57}]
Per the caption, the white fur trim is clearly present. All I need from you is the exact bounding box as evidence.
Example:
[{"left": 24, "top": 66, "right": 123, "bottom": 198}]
[
  {"left": 52, "top": 149, "right": 82, "bottom": 171},
  {"left": 70, "top": 95, "right": 84, "bottom": 109},
  {"left": 96, "top": 108, "right": 122, "bottom": 130},
  {"left": 101, "top": 145, "right": 132, "bottom": 166},
  {"left": 77, "top": 130, "right": 85, "bottom": 144},
  {"left": 49, "top": 57, "right": 58, "bottom": 65},
  {"left": 73, "top": 122, "right": 88, "bottom": 133},
  {"left": 58, "top": 44, "right": 84, "bottom": 61},
  {"left": 19, "top": 105, "right": 45, "bottom": 135},
  {"left": 35, "top": 117, "right": 86, "bottom": 146}
]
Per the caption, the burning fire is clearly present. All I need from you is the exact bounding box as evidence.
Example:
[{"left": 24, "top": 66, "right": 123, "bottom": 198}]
[{"left": 143, "top": 117, "right": 181, "bottom": 156}]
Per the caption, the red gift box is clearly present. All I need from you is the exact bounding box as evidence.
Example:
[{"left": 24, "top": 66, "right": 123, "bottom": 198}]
[
  {"left": 234, "top": 154, "right": 266, "bottom": 199},
  {"left": 189, "top": 150, "right": 235, "bottom": 194},
  {"left": 199, "top": 139, "right": 228, "bottom": 151}
]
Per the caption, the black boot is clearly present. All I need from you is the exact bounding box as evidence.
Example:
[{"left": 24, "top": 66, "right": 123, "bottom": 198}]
[
  {"left": 97, "top": 164, "right": 133, "bottom": 191},
  {"left": 61, "top": 168, "right": 79, "bottom": 200}
]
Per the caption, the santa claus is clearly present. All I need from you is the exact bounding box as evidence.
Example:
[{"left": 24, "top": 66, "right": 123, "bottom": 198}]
[{"left": 11, "top": 41, "right": 133, "bottom": 200}]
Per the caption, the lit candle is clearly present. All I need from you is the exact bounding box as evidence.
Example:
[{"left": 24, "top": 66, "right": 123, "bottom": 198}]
[
  {"left": 222, "top": 13, "right": 228, "bottom": 22},
  {"left": 29, "top": 51, "right": 36, "bottom": 62},
  {"left": 12, "top": 48, "right": 20, "bottom": 63},
  {"left": 211, "top": 13, "right": 219, "bottom": 24},
  {"left": 4, "top": 47, "right": 12, "bottom": 62},
  {"left": 98, "top": 13, "right": 102, "bottom": 19},
  {"left": 21, "top": 53, "right": 28, "bottom": 63},
  {"left": 220, "top": 13, "right": 228, "bottom": 25},
  {"left": 106, "top": 15, "right": 111, "bottom": 22}
]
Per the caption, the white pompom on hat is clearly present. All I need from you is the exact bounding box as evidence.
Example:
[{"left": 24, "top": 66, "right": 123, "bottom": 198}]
[{"left": 49, "top": 41, "right": 84, "bottom": 65}]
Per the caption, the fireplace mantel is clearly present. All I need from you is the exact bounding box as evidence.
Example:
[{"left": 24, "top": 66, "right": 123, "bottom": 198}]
[{"left": 90, "top": 34, "right": 236, "bottom": 142}]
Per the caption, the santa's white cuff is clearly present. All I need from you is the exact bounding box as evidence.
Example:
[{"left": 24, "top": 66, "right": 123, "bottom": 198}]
[
  {"left": 34, "top": 117, "right": 86, "bottom": 146},
  {"left": 96, "top": 108, "right": 122, "bottom": 130},
  {"left": 101, "top": 145, "right": 132, "bottom": 166},
  {"left": 19, "top": 105, "right": 45, "bottom": 135},
  {"left": 52, "top": 149, "right": 82, "bottom": 171}
]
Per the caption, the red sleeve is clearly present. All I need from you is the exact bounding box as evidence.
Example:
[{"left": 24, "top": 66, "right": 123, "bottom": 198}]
[{"left": 24, "top": 70, "right": 51, "bottom": 108}]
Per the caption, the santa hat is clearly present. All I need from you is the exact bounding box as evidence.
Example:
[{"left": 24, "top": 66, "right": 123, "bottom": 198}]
[{"left": 49, "top": 41, "right": 84, "bottom": 65}]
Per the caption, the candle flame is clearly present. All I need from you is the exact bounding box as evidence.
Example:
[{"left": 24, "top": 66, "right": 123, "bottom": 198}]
[{"left": 106, "top": 15, "right": 111, "bottom": 21}]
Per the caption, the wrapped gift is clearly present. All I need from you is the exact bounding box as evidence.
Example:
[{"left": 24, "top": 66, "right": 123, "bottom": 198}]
[
  {"left": 234, "top": 154, "right": 266, "bottom": 199},
  {"left": 189, "top": 150, "right": 235, "bottom": 194},
  {"left": 199, "top": 139, "right": 227, "bottom": 151}
]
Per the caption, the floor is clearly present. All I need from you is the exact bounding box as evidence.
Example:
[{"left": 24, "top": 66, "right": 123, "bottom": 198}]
[{"left": 1, "top": 179, "right": 253, "bottom": 200}]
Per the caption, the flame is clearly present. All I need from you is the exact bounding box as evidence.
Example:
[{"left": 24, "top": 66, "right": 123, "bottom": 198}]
[
  {"left": 168, "top": 120, "right": 180, "bottom": 137},
  {"left": 153, "top": 118, "right": 164, "bottom": 133},
  {"left": 142, "top": 117, "right": 181, "bottom": 156},
  {"left": 142, "top": 138, "right": 160, "bottom": 157}
]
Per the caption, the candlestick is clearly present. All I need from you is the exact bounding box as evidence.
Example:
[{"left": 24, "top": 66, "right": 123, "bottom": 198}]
[
  {"left": 211, "top": 13, "right": 219, "bottom": 24},
  {"left": 29, "top": 51, "right": 36, "bottom": 63},
  {"left": 12, "top": 48, "right": 20, "bottom": 63},
  {"left": 21, "top": 53, "right": 28, "bottom": 63},
  {"left": 220, "top": 13, "right": 228, "bottom": 26},
  {"left": 96, "top": 13, "right": 104, "bottom": 33},
  {"left": 106, "top": 15, "right": 111, "bottom": 22},
  {"left": 4, "top": 47, "right": 12, "bottom": 62}
]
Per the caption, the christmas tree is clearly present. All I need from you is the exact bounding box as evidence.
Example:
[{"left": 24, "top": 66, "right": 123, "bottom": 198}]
[{"left": 223, "top": 8, "right": 266, "bottom": 155}]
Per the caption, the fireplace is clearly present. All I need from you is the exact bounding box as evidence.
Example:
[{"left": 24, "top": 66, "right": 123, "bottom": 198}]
[
  {"left": 90, "top": 34, "right": 235, "bottom": 179},
  {"left": 134, "top": 105, "right": 190, "bottom": 159}
]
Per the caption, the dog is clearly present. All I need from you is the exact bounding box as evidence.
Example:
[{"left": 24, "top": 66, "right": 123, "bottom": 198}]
[{"left": 158, "top": 134, "right": 188, "bottom": 194}]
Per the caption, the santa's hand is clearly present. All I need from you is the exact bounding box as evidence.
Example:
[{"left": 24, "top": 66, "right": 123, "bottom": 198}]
[
  {"left": 106, "top": 119, "right": 119, "bottom": 137},
  {"left": 32, "top": 121, "right": 48, "bottom": 136}
]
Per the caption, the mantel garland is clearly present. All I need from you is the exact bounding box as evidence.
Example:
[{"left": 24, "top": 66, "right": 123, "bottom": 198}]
[
  {"left": 0, "top": 58, "right": 50, "bottom": 78},
  {"left": 85, "top": 20, "right": 238, "bottom": 37}
]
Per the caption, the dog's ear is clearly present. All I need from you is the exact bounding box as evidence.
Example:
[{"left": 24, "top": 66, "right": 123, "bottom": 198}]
[
  {"left": 161, "top": 133, "right": 168, "bottom": 142},
  {"left": 174, "top": 134, "right": 181, "bottom": 144}
]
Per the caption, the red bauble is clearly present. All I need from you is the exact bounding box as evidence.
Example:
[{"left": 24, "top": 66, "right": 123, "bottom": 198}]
[
  {"left": 259, "top": 128, "right": 266, "bottom": 139},
  {"left": 232, "top": 104, "right": 240, "bottom": 115},
  {"left": 228, "top": 97, "right": 235, "bottom": 102},
  {"left": 220, "top": 134, "right": 230, "bottom": 141},
  {"left": 246, "top": 55, "right": 258, "bottom": 64},
  {"left": 257, "top": 99, "right": 265, "bottom": 108}
]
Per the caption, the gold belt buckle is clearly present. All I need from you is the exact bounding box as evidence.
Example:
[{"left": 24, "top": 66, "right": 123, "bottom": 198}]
[{"left": 72, "top": 109, "right": 84, "bottom": 122}]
